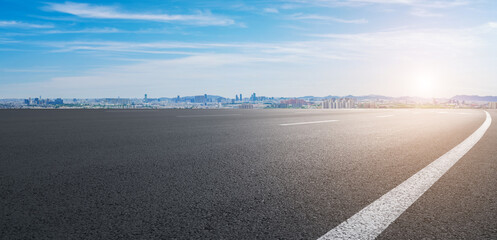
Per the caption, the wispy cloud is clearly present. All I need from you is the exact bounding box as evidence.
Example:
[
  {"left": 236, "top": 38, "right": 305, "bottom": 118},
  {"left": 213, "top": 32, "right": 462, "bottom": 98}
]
[
  {"left": 37, "top": 22, "right": 495, "bottom": 64},
  {"left": 0, "top": 67, "right": 62, "bottom": 73},
  {"left": 289, "top": 0, "right": 469, "bottom": 18},
  {"left": 487, "top": 22, "right": 497, "bottom": 29},
  {"left": 0, "top": 37, "right": 19, "bottom": 44},
  {"left": 4, "top": 22, "right": 496, "bottom": 98},
  {"left": 290, "top": 13, "right": 368, "bottom": 24},
  {"left": 44, "top": 2, "right": 235, "bottom": 26},
  {"left": 0, "top": 53, "right": 312, "bottom": 98},
  {"left": 291, "top": 0, "right": 469, "bottom": 8},
  {"left": 312, "top": 29, "right": 479, "bottom": 57},
  {"left": 263, "top": 8, "right": 279, "bottom": 13},
  {"left": 38, "top": 40, "right": 345, "bottom": 60},
  {"left": 43, "top": 27, "right": 121, "bottom": 34},
  {"left": 410, "top": 8, "right": 444, "bottom": 17},
  {"left": 42, "top": 41, "right": 238, "bottom": 55},
  {"left": 0, "top": 20, "right": 53, "bottom": 29}
]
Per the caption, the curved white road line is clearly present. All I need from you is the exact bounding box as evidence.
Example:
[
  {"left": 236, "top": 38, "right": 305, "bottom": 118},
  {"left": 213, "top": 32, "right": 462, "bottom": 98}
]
[{"left": 318, "top": 111, "right": 492, "bottom": 240}]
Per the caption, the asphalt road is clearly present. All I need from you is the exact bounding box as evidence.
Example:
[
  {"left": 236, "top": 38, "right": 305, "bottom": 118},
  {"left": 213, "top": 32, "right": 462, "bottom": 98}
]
[{"left": 1, "top": 109, "right": 496, "bottom": 239}]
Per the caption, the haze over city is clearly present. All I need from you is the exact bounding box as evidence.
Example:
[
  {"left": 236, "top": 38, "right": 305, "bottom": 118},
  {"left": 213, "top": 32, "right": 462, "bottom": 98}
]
[{"left": 1, "top": 0, "right": 497, "bottom": 98}]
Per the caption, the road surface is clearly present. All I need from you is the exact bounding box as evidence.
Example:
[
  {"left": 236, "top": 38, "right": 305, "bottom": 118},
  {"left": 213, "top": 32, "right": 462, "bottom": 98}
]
[{"left": 1, "top": 109, "right": 496, "bottom": 239}]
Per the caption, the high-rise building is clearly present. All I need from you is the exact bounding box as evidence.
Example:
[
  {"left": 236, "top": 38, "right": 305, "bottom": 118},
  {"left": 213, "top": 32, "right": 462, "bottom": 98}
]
[
  {"left": 239, "top": 94, "right": 243, "bottom": 102},
  {"left": 194, "top": 95, "right": 206, "bottom": 103},
  {"left": 250, "top": 93, "right": 257, "bottom": 101},
  {"left": 322, "top": 98, "right": 356, "bottom": 109},
  {"left": 144, "top": 94, "right": 148, "bottom": 102},
  {"left": 53, "top": 98, "right": 63, "bottom": 105}
]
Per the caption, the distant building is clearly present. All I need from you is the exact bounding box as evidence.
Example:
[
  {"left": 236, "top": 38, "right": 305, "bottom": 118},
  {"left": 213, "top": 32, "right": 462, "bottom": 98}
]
[
  {"left": 489, "top": 102, "right": 497, "bottom": 109},
  {"left": 23, "top": 97, "right": 63, "bottom": 106},
  {"left": 239, "top": 103, "right": 253, "bottom": 109},
  {"left": 194, "top": 95, "right": 206, "bottom": 103},
  {"left": 279, "top": 99, "right": 308, "bottom": 108},
  {"left": 52, "top": 98, "right": 63, "bottom": 105},
  {"left": 104, "top": 98, "right": 131, "bottom": 105},
  {"left": 322, "top": 98, "right": 355, "bottom": 109},
  {"left": 357, "top": 101, "right": 377, "bottom": 109},
  {"left": 250, "top": 93, "right": 257, "bottom": 101}
]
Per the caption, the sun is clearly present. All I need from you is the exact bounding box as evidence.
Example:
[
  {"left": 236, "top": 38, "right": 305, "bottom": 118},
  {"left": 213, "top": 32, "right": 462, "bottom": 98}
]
[
  {"left": 412, "top": 74, "right": 437, "bottom": 98},
  {"left": 417, "top": 78, "right": 433, "bottom": 95}
]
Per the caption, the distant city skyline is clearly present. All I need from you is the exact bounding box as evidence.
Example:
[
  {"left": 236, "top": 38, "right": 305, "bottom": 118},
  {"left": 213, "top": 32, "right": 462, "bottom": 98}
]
[
  {"left": 5, "top": 92, "right": 497, "bottom": 101},
  {"left": 7, "top": 92, "right": 497, "bottom": 102},
  {"left": 4, "top": 92, "right": 496, "bottom": 110},
  {"left": 1, "top": 0, "right": 497, "bottom": 98}
]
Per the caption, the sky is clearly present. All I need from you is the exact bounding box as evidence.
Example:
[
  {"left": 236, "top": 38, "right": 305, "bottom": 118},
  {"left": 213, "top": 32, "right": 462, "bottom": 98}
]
[{"left": 0, "top": 0, "right": 496, "bottom": 98}]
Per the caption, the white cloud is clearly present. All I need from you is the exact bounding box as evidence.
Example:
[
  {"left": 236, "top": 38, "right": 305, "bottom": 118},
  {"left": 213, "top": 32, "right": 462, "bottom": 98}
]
[
  {"left": 39, "top": 22, "right": 490, "bottom": 61},
  {"left": 0, "top": 67, "right": 62, "bottom": 73},
  {"left": 43, "top": 27, "right": 121, "bottom": 34},
  {"left": 312, "top": 27, "right": 482, "bottom": 56},
  {"left": 45, "top": 2, "right": 235, "bottom": 26},
  {"left": 0, "top": 20, "right": 53, "bottom": 29},
  {"left": 42, "top": 41, "right": 248, "bottom": 55},
  {"left": 288, "top": 0, "right": 469, "bottom": 18},
  {"left": 4, "top": 23, "right": 497, "bottom": 98},
  {"left": 0, "top": 54, "right": 305, "bottom": 98},
  {"left": 0, "top": 37, "right": 20, "bottom": 44},
  {"left": 290, "top": 13, "right": 368, "bottom": 24},
  {"left": 292, "top": 0, "right": 469, "bottom": 8},
  {"left": 263, "top": 8, "right": 280, "bottom": 13},
  {"left": 487, "top": 22, "right": 497, "bottom": 29},
  {"left": 410, "top": 8, "right": 444, "bottom": 17}
]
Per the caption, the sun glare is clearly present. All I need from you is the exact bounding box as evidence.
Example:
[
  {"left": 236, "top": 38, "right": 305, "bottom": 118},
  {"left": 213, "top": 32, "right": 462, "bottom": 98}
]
[{"left": 411, "top": 74, "right": 437, "bottom": 98}]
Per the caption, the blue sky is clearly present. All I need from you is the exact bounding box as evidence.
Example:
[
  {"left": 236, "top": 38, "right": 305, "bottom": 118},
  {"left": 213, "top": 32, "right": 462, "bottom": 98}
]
[{"left": 1, "top": 0, "right": 496, "bottom": 98}]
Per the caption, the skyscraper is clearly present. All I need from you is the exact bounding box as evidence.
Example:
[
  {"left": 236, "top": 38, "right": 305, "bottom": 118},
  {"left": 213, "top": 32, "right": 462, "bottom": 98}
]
[{"left": 250, "top": 93, "right": 257, "bottom": 101}]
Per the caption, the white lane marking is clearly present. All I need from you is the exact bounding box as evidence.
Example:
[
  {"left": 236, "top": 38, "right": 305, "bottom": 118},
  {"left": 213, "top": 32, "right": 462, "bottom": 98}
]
[
  {"left": 177, "top": 114, "right": 241, "bottom": 118},
  {"left": 376, "top": 115, "right": 394, "bottom": 118},
  {"left": 438, "top": 111, "right": 449, "bottom": 114},
  {"left": 318, "top": 111, "right": 492, "bottom": 240},
  {"left": 456, "top": 112, "right": 471, "bottom": 115},
  {"left": 280, "top": 120, "right": 339, "bottom": 126}
]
